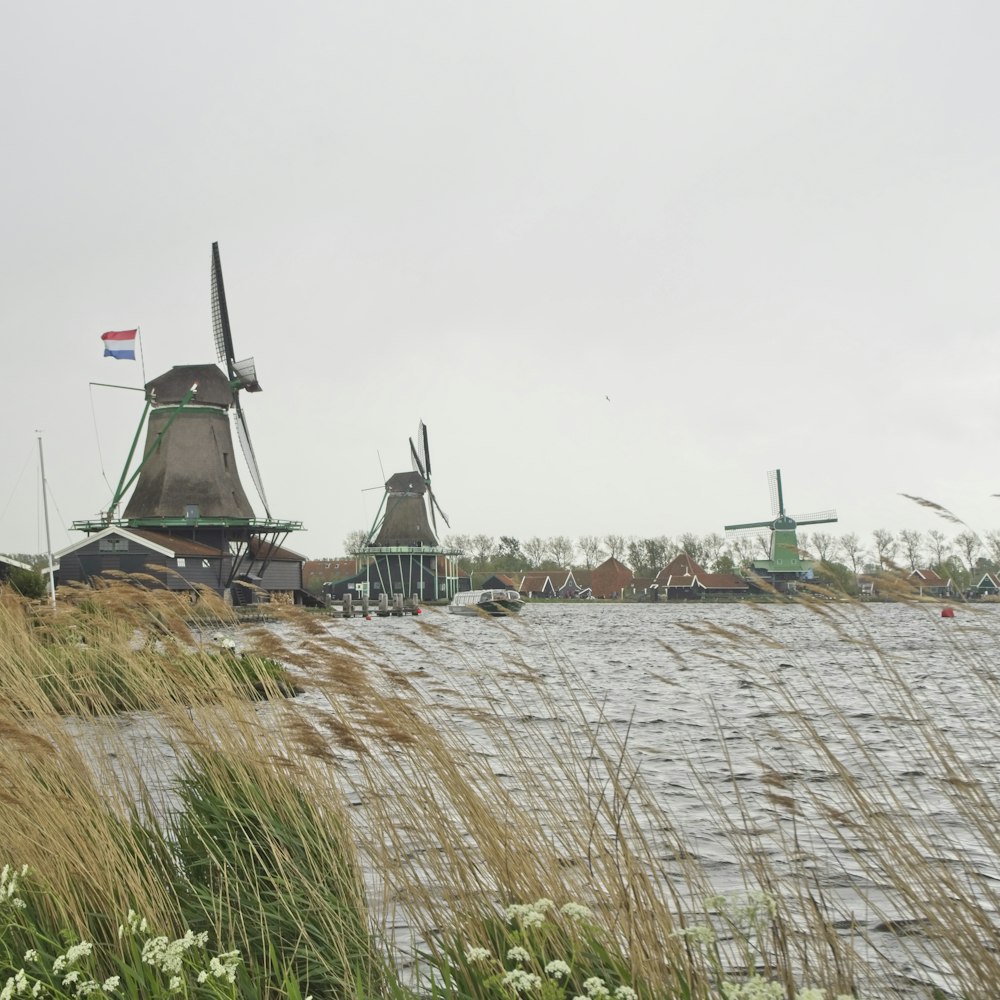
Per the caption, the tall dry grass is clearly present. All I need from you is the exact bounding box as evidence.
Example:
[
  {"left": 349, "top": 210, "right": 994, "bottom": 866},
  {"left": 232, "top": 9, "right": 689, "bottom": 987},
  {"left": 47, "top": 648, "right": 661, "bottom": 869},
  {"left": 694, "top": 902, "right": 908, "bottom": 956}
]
[{"left": 1, "top": 580, "right": 998, "bottom": 999}]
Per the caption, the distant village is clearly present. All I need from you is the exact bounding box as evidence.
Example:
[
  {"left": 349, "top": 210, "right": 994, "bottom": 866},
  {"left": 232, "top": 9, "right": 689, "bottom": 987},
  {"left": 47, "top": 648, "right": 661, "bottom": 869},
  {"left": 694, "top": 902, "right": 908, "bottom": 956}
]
[{"left": 3, "top": 245, "right": 997, "bottom": 608}]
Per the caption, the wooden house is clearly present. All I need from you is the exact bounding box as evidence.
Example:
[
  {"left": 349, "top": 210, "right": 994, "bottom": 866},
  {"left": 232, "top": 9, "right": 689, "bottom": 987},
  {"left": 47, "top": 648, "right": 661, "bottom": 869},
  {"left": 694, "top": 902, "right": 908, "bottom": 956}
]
[
  {"left": 908, "top": 568, "right": 952, "bottom": 597},
  {"left": 52, "top": 526, "right": 310, "bottom": 604},
  {"left": 517, "top": 572, "right": 557, "bottom": 599},
  {"left": 653, "top": 553, "right": 749, "bottom": 600},
  {"left": 590, "top": 557, "right": 634, "bottom": 599}
]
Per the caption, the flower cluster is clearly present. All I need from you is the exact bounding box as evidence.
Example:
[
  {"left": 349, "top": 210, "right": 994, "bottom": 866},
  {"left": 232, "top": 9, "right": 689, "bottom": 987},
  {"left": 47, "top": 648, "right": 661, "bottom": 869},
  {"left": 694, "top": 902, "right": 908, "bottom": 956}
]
[
  {"left": 721, "top": 982, "right": 854, "bottom": 1000},
  {"left": 504, "top": 898, "right": 553, "bottom": 929},
  {"left": 0, "top": 864, "right": 28, "bottom": 911}
]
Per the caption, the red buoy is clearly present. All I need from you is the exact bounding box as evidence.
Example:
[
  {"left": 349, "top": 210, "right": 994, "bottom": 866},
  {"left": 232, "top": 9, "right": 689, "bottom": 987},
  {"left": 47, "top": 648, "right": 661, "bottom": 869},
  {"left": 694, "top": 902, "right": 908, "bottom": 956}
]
[{"left": 941, "top": 606, "right": 955, "bottom": 618}]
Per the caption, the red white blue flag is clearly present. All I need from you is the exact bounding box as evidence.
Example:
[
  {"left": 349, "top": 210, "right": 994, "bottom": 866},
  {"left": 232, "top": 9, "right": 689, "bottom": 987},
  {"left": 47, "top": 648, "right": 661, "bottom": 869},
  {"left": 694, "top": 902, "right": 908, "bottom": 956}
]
[{"left": 101, "top": 329, "right": 137, "bottom": 360}]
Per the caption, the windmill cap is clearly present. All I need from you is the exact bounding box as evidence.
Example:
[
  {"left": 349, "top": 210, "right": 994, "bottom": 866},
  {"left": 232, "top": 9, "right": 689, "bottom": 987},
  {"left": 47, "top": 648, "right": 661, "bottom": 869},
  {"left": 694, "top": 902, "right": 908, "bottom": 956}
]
[
  {"left": 146, "top": 365, "right": 235, "bottom": 407},
  {"left": 384, "top": 471, "right": 428, "bottom": 495}
]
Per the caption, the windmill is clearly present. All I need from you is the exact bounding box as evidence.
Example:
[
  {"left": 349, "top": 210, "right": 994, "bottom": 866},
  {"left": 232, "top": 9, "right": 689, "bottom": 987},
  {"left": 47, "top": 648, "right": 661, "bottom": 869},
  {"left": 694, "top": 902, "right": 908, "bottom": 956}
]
[
  {"left": 357, "top": 422, "right": 460, "bottom": 602},
  {"left": 72, "top": 243, "right": 302, "bottom": 598},
  {"left": 725, "top": 469, "right": 837, "bottom": 581},
  {"left": 368, "top": 422, "right": 450, "bottom": 547}
]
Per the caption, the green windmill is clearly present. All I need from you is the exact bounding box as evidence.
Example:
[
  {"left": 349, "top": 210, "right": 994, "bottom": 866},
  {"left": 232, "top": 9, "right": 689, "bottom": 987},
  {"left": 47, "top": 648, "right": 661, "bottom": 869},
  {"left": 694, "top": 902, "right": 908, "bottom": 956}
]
[{"left": 725, "top": 469, "right": 837, "bottom": 582}]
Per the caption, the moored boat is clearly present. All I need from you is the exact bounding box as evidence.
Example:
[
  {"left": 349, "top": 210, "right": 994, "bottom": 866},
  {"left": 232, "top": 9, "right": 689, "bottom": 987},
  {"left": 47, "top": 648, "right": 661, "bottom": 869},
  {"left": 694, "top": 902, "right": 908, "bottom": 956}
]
[{"left": 449, "top": 589, "right": 524, "bottom": 617}]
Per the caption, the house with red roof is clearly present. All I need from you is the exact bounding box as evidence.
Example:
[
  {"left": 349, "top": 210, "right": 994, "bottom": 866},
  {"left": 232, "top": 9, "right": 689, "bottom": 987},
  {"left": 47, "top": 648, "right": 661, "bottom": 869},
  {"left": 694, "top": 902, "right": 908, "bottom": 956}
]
[{"left": 653, "top": 553, "right": 749, "bottom": 600}]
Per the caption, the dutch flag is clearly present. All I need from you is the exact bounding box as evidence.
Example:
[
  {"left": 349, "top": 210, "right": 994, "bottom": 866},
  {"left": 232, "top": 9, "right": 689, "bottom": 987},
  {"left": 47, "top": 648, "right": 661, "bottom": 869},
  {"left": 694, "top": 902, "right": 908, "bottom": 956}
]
[{"left": 101, "top": 329, "right": 137, "bottom": 360}]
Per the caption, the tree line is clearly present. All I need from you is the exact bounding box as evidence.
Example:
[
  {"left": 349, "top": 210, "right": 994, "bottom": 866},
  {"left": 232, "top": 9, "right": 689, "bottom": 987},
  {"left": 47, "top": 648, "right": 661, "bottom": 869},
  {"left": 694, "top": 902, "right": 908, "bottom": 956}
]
[{"left": 339, "top": 527, "right": 1000, "bottom": 591}]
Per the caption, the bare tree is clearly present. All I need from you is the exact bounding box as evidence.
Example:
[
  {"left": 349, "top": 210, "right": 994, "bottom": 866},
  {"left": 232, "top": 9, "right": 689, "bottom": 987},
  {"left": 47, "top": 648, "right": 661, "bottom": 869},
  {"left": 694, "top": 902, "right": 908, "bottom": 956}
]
[
  {"left": 343, "top": 528, "right": 369, "bottom": 554},
  {"left": 444, "top": 533, "right": 471, "bottom": 559},
  {"left": 984, "top": 530, "right": 1000, "bottom": 566},
  {"left": 838, "top": 533, "right": 865, "bottom": 574},
  {"left": 797, "top": 532, "right": 809, "bottom": 558},
  {"left": 955, "top": 530, "right": 981, "bottom": 572},
  {"left": 926, "top": 528, "right": 950, "bottom": 566},
  {"left": 702, "top": 532, "right": 726, "bottom": 568},
  {"left": 578, "top": 535, "right": 605, "bottom": 569},
  {"left": 471, "top": 534, "right": 496, "bottom": 567},
  {"left": 678, "top": 532, "right": 707, "bottom": 564},
  {"left": 754, "top": 533, "right": 771, "bottom": 559},
  {"left": 603, "top": 534, "right": 627, "bottom": 561},
  {"left": 730, "top": 536, "right": 756, "bottom": 570},
  {"left": 897, "top": 529, "right": 923, "bottom": 570},
  {"left": 871, "top": 528, "right": 897, "bottom": 570},
  {"left": 810, "top": 531, "right": 834, "bottom": 562},
  {"left": 549, "top": 535, "right": 576, "bottom": 567},
  {"left": 521, "top": 537, "right": 549, "bottom": 567}
]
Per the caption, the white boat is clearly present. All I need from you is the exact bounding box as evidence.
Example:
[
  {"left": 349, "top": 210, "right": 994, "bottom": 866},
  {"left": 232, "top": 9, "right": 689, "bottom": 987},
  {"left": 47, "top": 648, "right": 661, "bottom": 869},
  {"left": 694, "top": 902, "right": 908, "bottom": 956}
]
[{"left": 449, "top": 589, "right": 525, "bottom": 617}]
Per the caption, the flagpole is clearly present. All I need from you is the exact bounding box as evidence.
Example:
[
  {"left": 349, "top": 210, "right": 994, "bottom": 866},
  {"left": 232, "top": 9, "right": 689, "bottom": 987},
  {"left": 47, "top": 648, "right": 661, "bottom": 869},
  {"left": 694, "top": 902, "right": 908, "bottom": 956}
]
[
  {"left": 36, "top": 433, "right": 57, "bottom": 610},
  {"left": 137, "top": 325, "right": 147, "bottom": 385}
]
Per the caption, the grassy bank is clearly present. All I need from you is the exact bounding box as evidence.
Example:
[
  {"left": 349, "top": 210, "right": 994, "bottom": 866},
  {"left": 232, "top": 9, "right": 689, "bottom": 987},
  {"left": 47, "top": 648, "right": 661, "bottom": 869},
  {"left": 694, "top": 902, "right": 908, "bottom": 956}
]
[{"left": 0, "top": 582, "right": 997, "bottom": 999}]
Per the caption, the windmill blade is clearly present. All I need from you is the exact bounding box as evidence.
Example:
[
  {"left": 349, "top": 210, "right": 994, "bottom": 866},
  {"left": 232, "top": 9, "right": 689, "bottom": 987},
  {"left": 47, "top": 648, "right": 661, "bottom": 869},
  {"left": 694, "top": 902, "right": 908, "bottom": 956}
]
[
  {"left": 724, "top": 519, "right": 772, "bottom": 533},
  {"left": 409, "top": 436, "right": 427, "bottom": 479},
  {"left": 419, "top": 420, "right": 431, "bottom": 478},
  {"left": 790, "top": 509, "right": 838, "bottom": 526},
  {"left": 210, "top": 242, "right": 235, "bottom": 379},
  {"left": 233, "top": 398, "right": 271, "bottom": 518},
  {"left": 429, "top": 488, "right": 450, "bottom": 531},
  {"left": 768, "top": 469, "right": 784, "bottom": 518}
]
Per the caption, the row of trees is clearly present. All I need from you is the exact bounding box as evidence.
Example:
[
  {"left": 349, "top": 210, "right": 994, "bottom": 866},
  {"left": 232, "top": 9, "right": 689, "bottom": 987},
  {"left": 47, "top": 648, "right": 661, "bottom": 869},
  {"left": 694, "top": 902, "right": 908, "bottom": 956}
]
[{"left": 341, "top": 527, "right": 1000, "bottom": 588}]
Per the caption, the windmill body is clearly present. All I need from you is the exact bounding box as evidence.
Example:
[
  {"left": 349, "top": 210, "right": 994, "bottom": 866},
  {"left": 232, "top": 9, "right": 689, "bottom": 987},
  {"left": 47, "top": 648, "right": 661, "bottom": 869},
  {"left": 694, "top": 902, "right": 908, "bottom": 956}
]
[
  {"left": 725, "top": 469, "right": 837, "bottom": 588},
  {"left": 122, "top": 364, "right": 255, "bottom": 521},
  {"left": 67, "top": 244, "right": 307, "bottom": 603}
]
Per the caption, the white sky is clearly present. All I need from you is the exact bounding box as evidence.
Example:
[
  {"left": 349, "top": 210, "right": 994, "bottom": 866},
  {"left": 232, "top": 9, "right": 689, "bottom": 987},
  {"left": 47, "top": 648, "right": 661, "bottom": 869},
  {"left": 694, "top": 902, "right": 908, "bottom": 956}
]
[{"left": 3, "top": 1, "right": 999, "bottom": 559}]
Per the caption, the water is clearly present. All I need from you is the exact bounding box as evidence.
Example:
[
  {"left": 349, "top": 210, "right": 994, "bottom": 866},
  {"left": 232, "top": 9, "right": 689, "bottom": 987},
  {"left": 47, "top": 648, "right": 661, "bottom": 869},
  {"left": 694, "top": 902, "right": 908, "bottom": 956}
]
[
  {"left": 293, "top": 600, "right": 1000, "bottom": 994},
  {"left": 78, "top": 599, "right": 1000, "bottom": 995}
]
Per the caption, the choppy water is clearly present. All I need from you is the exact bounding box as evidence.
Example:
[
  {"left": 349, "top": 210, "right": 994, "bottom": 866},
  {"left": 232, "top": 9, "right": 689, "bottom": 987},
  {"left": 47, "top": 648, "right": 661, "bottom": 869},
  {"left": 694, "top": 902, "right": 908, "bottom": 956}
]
[
  {"left": 296, "top": 600, "right": 1000, "bottom": 994},
  {"left": 76, "top": 600, "right": 1000, "bottom": 996}
]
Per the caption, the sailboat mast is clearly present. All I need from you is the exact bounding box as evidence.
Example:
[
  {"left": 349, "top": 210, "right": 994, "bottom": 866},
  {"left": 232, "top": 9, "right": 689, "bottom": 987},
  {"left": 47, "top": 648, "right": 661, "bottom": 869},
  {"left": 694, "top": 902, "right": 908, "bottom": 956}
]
[{"left": 37, "top": 433, "right": 56, "bottom": 609}]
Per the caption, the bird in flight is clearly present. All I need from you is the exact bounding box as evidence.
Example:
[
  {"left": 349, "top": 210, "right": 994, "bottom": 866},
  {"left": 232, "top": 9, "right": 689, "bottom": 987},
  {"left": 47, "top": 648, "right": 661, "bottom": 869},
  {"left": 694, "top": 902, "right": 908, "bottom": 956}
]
[{"left": 605, "top": 394, "right": 611, "bottom": 402}]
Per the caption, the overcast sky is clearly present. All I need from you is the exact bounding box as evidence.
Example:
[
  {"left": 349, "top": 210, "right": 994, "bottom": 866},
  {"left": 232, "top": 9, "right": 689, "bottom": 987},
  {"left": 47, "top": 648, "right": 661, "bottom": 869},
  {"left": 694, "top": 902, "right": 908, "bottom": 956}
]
[{"left": 3, "top": 2, "right": 999, "bottom": 561}]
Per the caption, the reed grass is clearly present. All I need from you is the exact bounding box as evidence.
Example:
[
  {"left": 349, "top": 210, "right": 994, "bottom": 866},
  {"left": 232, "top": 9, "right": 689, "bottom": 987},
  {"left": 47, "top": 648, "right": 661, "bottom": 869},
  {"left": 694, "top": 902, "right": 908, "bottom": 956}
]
[{"left": 0, "top": 581, "right": 998, "bottom": 999}]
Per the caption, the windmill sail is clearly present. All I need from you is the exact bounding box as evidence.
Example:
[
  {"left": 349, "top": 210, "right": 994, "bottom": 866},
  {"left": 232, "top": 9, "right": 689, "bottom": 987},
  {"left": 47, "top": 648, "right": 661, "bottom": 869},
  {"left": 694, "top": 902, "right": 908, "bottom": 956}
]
[
  {"left": 234, "top": 404, "right": 271, "bottom": 518},
  {"left": 409, "top": 420, "right": 449, "bottom": 533},
  {"left": 210, "top": 242, "right": 269, "bottom": 516}
]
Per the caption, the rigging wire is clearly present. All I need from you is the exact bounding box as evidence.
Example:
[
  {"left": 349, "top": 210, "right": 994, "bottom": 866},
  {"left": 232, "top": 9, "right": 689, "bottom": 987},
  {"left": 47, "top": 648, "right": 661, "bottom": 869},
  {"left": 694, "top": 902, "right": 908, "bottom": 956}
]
[
  {"left": 89, "top": 382, "right": 114, "bottom": 495},
  {"left": 0, "top": 442, "right": 35, "bottom": 527}
]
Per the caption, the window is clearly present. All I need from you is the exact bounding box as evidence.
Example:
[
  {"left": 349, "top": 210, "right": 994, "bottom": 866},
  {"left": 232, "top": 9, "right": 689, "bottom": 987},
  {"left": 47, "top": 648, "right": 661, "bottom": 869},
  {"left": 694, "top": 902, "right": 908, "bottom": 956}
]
[
  {"left": 176, "top": 558, "right": 186, "bottom": 568},
  {"left": 98, "top": 537, "right": 129, "bottom": 553}
]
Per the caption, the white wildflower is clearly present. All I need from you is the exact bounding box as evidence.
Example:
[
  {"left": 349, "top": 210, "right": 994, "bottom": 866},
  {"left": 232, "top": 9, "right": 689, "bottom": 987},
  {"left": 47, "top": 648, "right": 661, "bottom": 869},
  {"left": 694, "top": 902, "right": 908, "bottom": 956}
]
[
  {"left": 671, "top": 924, "right": 716, "bottom": 945},
  {"left": 208, "top": 950, "right": 241, "bottom": 984},
  {"left": 614, "top": 989, "right": 637, "bottom": 1000},
  {"left": 102, "top": 976, "right": 121, "bottom": 992},
  {"left": 31, "top": 983, "right": 44, "bottom": 998},
  {"left": 502, "top": 969, "right": 541, "bottom": 993},
  {"left": 507, "top": 946, "right": 531, "bottom": 964},
  {"left": 545, "top": 960, "right": 571, "bottom": 980},
  {"left": 721, "top": 976, "right": 785, "bottom": 1000},
  {"left": 465, "top": 946, "right": 492, "bottom": 963},
  {"left": 22, "top": 952, "right": 37, "bottom": 964},
  {"left": 0, "top": 969, "right": 30, "bottom": 1000},
  {"left": 584, "top": 976, "right": 610, "bottom": 998},
  {"left": 197, "top": 971, "right": 209, "bottom": 983},
  {"left": 560, "top": 902, "right": 593, "bottom": 922},
  {"left": 61, "top": 972, "right": 80, "bottom": 987},
  {"left": 168, "top": 976, "right": 182, "bottom": 992},
  {"left": 118, "top": 910, "right": 149, "bottom": 938}
]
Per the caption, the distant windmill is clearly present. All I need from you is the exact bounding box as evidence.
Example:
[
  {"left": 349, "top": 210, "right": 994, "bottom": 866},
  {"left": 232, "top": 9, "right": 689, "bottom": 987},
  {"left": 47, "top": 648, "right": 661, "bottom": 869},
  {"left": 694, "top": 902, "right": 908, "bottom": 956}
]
[
  {"left": 369, "top": 421, "right": 450, "bottom": 547},
  {"left": 725, "top": 469, "right": 837, "bottom": 580},
  {"left": 358, "top": 422, "right": 460, "bottom": 602}
]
